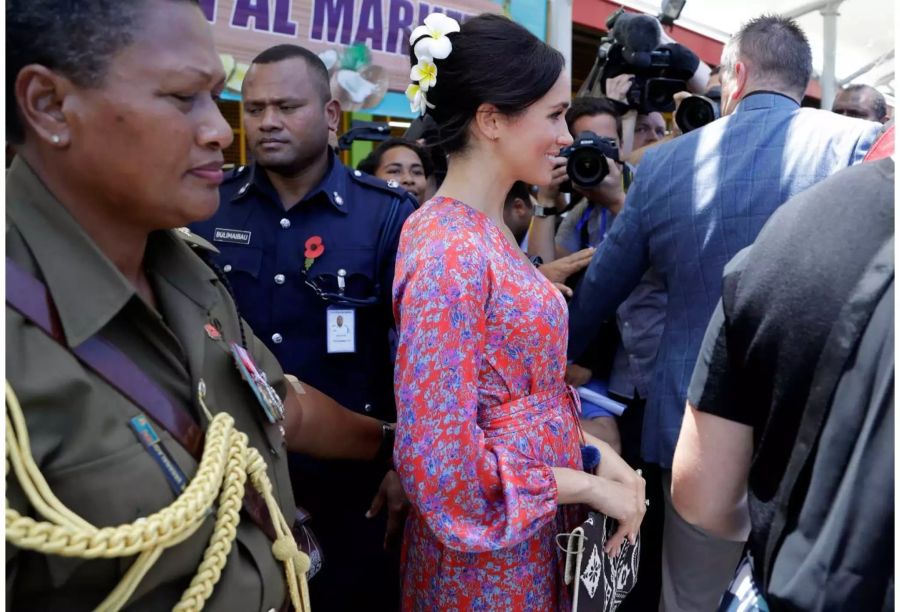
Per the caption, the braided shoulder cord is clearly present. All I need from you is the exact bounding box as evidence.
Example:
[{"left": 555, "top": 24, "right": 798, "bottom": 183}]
[{"left": 5, "top": 382, "right": 310, "bottom": 612}]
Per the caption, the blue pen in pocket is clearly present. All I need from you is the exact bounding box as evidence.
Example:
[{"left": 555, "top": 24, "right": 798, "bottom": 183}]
[{"left": 129, "top": 415, "right": 188, "bottom": 496}]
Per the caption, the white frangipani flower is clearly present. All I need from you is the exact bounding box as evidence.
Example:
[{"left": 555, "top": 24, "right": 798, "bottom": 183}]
[
  {"left": 405, "top": 83, "right": 430, "bottom": 116},
  {"left": 410, "top": 59, "right": 438, "bottom": 91},
  {"left": 409, "top": 13, "right": 460, "bottom": 61}
]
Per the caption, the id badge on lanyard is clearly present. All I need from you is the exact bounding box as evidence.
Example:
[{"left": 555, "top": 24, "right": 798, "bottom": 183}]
[{"left": 326, "top": 306, "right": 356, "bottom": 354}]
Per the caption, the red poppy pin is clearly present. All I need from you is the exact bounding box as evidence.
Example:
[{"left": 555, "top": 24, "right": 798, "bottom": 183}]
[{"left": 304, "top": 236, "right": 325, "bottom": 272}]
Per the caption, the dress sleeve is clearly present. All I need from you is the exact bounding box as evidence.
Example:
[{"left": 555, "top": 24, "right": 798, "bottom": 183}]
[{"left": 392, "top": 217, "right": 558, "bottom": 553}]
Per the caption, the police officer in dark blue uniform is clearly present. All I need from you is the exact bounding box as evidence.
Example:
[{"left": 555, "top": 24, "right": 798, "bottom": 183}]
[{"left": 190, "top": 44, "right": 416, "bottom": 611}]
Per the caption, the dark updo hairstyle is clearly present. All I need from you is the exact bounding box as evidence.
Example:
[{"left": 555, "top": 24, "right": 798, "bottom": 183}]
[
  {"left": 410, "top": 13, "right": 565, "bottom": 155},
  {"left": 7, "top": 0, "right": 199, "bottom": 144},
  {"left": 357, "top": 138, "right": 434, "bottom": 178}
]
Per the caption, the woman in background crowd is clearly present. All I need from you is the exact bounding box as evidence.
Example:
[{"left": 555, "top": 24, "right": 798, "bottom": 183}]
[{"left": 358, "top": 137, "right": 432, "bottom": 205}]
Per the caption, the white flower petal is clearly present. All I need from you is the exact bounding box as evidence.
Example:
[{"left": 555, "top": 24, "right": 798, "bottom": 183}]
[
  {"left": 413, "top": 39, "right": 436, "bottom": 62},
  {"left": 419, "top": 74, "right": 436, "bottom": 91},
  {"left": 405, "top": 83, "right": 420, "bottom": 101},
  {"left": 414, "top": 36, "right": 453, "bottom": 61},
  {"left": 424, "top": 13, "right": 460, "bottom": 36},
  {"left": 426, "top": 36, "right": 453, "bottom": 60},
  {"left": 411, "top": 60, "right": 437, "bottom": 90},
  {"left": 409, "top": 24, "right": 430, "bottom": 45},
  {"left": 410, "top": 91, "right": 428, "bottom": 116}
]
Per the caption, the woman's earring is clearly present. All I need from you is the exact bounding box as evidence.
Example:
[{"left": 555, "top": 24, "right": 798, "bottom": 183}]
[{"left": 51, "top": 135, "right": 61, "bottom": 145}]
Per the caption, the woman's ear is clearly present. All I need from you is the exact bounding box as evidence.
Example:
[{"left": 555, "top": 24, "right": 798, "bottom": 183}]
[
  {"left": 473, "top": 102, "right": 503, "bottom": 143},
  {"left": 15, "top": 64, "right": 75, "bottom": 147}
]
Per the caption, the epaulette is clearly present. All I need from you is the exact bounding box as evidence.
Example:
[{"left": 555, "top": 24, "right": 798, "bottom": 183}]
[
  {"left": 348, "top": 168, "right": 415, "bottom": 202},
  {"left": 173, "top": 227, "right": 220, "bottom": 254},
  {"left": 223, "top": 164, "right": 250, "bottom": 183}
]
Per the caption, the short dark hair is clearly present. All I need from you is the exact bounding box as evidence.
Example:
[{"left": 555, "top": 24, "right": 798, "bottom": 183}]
[
  {"left": 504, "top": 181, "right": 533, "bottom": 210},
  {"left": 566, "top": 97, "right": 622, "bottom": 140},
  {"left": 250, "top": 44, "right": 332, "bottom": 103},
  {"left": 721, "top": 15, "right": 812, "bottom": 99},
  {"left": 357, "top": 138, "right": 434, "bottom": 178},
  {"left": 841, "top": 84, "right": 887, "bottom": 121},
  {"left": 6, "top": 0, "right": 199, "bottom": 144},
  {"left": 412, "top": 14, "right": 565, "bottom": 155}
]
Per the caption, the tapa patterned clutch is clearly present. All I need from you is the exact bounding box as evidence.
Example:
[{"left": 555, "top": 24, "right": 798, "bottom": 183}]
[{"left": 561, "top": 511, "right": 640, "bottom": 612}]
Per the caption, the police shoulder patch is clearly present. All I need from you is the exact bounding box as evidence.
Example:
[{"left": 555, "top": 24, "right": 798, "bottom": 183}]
[
  {"left": 173, "top": 227, "right": 220, "bottom": 254},
  {"left": 348, "top": 169, "right": 418, "bottom": 209},
  {"left": 223, "top": 164, "right": 249, "bottom": 183},
  {"left": 349, "top": 168, "right": 408, "bottom": 197}
]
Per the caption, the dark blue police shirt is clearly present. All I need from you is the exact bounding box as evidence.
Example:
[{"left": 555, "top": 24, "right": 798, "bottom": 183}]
[{"left": 190, "top": 150, "right": 416, "bottom": 421}]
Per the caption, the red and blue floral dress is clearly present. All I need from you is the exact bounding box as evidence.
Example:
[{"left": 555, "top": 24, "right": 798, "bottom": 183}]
[{"left": 393, "top": 197, "right": 584, "bottom": 610}]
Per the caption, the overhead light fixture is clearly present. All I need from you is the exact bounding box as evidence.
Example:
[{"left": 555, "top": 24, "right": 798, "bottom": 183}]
[
  {"left": 389, "top": 120, "right": 412, "bottom": 129},
  {"left": 659, "top": 0, "right": 686, "bottom": 26}
]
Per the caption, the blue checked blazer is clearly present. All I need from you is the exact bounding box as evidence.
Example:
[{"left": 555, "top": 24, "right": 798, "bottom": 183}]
[{"left": 568, "top": 92, "right": 881, "bottom": 468}]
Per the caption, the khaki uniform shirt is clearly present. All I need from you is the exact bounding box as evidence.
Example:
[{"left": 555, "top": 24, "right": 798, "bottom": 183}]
[{"left": 6, "top": 158, "right": 296, "bottom": 611}]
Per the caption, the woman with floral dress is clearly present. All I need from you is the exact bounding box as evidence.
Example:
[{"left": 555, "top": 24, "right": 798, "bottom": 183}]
[{"left": 392, "top": 13, "right": 647, "bottom": 610}]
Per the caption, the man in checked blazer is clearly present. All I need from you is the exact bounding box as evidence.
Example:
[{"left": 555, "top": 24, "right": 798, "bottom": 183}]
[{"left": 567, "top": 14, "right": 881, "bottom": 612}]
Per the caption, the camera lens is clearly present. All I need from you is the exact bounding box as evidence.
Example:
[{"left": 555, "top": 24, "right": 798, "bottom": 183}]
[
  {"left": 568, "top": 149, "right": 609, "bottom": 188},
  {"left": 675, "top": 96, "right": 719, "bottom": 133}
]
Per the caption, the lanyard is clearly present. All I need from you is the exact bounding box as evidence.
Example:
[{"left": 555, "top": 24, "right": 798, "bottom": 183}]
[{"left": 577, "top": 205, "right": 608, "bottom": 250}]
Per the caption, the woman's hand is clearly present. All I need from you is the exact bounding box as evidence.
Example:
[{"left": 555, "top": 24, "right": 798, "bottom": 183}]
[
  {"left": 582, "top": 433, "right": 647, "bottom": 554},
  {"left": 552, "top": 463, "right": 647, "bottom": 556},
  {"left": 586, "top": 474, "right": 647, "bottom": 556}
]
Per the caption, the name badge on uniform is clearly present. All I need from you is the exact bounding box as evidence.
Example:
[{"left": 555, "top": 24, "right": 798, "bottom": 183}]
[
  {"left": 326, "top": 307, "right": 356, "bottom": 354},
  {"left": 230, "top": 343, "right": 284, "bottom": 423},
  {"left": 213, "top": 228, "right": 252, "bottom": 245}
]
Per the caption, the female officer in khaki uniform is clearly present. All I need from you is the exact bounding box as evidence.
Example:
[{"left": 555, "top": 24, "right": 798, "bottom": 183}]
[{"left": 5, "top": 1, "right": 402, "bottom": 609}]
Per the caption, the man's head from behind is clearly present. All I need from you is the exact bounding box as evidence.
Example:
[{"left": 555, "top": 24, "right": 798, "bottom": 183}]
[
  {"left": 242, "top": 44, "right": 340, "bottom": 174},
  {"left": 832, "top": 85, "right": 888, "bottom": 123},
  {"left": 719, "top": 15, "right": 812, "bottom": 115}
]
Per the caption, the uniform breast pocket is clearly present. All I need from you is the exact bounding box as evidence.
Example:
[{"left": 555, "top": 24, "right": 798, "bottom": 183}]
[
  {"left": 307, "top": 247, "right": 381, "bottom": 306},
  {"left": 217, "top": 244, "right": 263, "bottom": 280},
  {"left": 38, "top": 436, "right": 200, "bottom": 589}
]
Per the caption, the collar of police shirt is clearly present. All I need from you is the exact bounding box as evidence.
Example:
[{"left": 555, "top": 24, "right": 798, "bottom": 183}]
[{"left": 232, "top": 148, "right": 350, "bottom": 214}]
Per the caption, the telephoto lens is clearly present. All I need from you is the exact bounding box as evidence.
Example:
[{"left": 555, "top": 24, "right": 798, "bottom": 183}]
[{"left": 675, "top": 87, "right": 721, "bottom": 133}]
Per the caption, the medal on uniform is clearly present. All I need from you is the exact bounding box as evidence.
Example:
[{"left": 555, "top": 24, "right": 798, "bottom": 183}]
[
  {"left": 304, "top": 235, "right": 325, "bottom": 272},
  {"left": 230, "top": 343, "right": 284, "bottom": 423},
  {"left": 204, "top": 322, "right": 221, "bottom": 340}
]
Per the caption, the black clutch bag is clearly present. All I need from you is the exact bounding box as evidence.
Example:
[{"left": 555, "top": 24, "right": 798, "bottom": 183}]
[{"left": 561, "top": 511, "right": 640, "bottom": 612}]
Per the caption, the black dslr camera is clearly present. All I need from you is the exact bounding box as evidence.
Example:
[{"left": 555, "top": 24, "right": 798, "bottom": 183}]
[{"left": 559, "top": 131, "right": 620, "bottom": 193}]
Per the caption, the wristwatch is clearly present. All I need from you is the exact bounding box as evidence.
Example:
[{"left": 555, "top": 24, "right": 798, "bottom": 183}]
[
  {"left": 376, "top": 421, "right": 396, "bottom": 468},
  {"left": 533, "top": 204, "right": 561, "bottom": 218}
]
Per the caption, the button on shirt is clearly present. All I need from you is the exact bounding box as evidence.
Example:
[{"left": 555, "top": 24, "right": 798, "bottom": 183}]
[{"left": 190, "top": 151, "right": 416, "bottom": 420}]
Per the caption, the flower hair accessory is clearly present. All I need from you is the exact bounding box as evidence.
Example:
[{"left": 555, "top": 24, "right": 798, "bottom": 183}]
[{"left": 406, "top": 13, "right": 460, "bottom": 115}]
